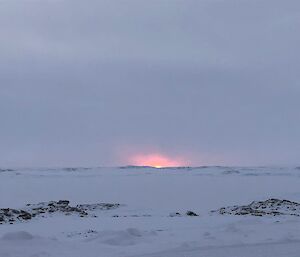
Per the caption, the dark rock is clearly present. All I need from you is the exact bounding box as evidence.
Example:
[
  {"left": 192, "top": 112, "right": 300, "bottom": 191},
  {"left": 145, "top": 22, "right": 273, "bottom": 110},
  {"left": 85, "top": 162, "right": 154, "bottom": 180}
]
[
  {"left": 18, "top": 211, "right": 32, "bottom": 220},
  {"left": 169, "top": 212, "right": 181, "bottom": 217},
  {"left": 57, "top": 200, "right": 70, "bottom": 206},
  {"left": 214, "top": 199, "right": 300, "bottom": 217},
  {"left": 0, "top": 200, "right": 122, "bottom": 224},
  {"left": 186, "top": 211, "right": 199, "bottom": 216}
]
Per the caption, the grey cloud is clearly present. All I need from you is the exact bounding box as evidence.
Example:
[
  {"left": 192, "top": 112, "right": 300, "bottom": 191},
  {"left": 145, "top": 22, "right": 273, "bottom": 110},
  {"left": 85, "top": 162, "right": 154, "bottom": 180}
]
[{"left": 0, "top": 0, "right": 300, "bottom": 167}]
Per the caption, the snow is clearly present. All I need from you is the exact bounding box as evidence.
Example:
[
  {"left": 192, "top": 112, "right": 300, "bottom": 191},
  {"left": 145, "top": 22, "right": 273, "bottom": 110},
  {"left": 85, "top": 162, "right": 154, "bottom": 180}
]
[{"left": 0, "top": 166, "right": 300, "bottom": 257}]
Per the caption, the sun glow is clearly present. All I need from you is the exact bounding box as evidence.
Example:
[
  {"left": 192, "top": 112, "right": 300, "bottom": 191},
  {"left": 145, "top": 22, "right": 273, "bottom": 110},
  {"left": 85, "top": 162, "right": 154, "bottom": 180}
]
[{"left": 130, "top": 154, "right": 183, "bottom": 168}]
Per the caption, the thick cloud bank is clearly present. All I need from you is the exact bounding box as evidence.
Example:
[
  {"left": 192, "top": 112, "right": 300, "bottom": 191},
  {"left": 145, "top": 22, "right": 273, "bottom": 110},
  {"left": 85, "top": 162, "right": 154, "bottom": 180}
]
[{"left": 0, "top": 0, "right": 300, "bottom": 166}]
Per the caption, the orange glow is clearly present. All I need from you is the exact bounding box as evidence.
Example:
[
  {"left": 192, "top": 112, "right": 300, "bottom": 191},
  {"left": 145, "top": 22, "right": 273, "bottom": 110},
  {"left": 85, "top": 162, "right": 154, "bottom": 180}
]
[{"left": 130, "top": 154, "right": 183, "bottom": 168}]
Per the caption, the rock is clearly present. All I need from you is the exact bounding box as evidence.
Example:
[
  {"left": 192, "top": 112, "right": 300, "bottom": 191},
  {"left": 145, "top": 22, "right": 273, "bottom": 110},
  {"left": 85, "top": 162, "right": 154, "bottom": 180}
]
[
  {"left": 169, "top": 212, "right": 181, "bottom": 217},
  {"left": 0, "top": 200, "right": 122, "bottom": 224},
  {"left": 214, "top": 199, "right": 300, "bottom": 217},
  {"left": 77, "top": 203, "right": 120, "bottom": 211},
  {"left": 57, "top": 200, "right": 70, "bottom": 206},
  {"left": 186, "top": 211, "right": 199, "bottom": 216},
  {"left": 18, "top": 211, "right": 32, "bottom": 220}
]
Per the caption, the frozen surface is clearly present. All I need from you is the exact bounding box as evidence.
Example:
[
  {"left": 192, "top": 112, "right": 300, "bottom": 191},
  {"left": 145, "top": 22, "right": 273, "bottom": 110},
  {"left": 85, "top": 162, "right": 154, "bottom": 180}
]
[{"left": 1, "top": 166, "right": 300, "bottom": 257}]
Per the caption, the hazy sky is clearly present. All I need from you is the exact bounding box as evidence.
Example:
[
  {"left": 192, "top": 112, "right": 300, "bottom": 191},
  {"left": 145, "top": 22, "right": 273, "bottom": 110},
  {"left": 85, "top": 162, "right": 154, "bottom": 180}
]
[{"left": 1, "top": 0, "right": 300, "bottom": 167}]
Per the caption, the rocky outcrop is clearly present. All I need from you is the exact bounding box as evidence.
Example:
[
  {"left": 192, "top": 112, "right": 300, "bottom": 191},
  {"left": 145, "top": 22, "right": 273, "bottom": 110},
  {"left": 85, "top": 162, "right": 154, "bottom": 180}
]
[
  {"left": 214, "top": 199, "right": 300, "bottom": 217},
  {"left": 0, "top": 200, "right": 121, "bottom": 224}
]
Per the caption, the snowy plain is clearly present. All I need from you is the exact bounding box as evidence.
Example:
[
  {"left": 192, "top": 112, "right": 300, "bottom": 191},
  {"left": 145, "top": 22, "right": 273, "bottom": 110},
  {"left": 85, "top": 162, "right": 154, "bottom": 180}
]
[{"left": 0, "top": 166, "right": 300, "bottom": 257}]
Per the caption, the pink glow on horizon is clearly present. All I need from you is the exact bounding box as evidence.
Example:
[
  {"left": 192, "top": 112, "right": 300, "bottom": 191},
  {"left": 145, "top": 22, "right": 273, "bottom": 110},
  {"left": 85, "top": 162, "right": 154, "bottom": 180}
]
[{"left": 130, "top": 153, "right": 185, "bottom": 168}]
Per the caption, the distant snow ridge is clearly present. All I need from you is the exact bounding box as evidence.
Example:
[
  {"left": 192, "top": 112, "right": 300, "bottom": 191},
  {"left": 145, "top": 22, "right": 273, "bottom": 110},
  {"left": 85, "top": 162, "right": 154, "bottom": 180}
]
[
  {"left": 0, "top": 168, "right": 14, "bottom": 173},
  {"left": 0, "top": 200, "right": 121, "bottom": 224},
  {"left": 214, "top": 199, "right": 300, "bottom": 217}
]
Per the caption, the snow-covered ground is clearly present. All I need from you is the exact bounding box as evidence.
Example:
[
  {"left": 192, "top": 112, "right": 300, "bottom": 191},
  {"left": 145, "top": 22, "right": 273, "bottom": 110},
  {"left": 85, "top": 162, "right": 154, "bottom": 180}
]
[{"left": 1, "top": 166, "right": 300, "bottom": 257}]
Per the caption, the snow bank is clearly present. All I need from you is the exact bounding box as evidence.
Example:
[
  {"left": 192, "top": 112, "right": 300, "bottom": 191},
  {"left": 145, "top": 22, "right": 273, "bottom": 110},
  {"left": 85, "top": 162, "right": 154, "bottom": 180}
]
[{"left": 2, "top": 231, "right": 34, "bottom": 241}]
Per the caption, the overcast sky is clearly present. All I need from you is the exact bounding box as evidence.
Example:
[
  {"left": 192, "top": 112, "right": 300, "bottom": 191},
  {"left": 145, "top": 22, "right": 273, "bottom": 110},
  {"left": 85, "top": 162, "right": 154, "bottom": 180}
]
[{"left": 1, "top": 0, "right": 300, "bottom": 167}]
